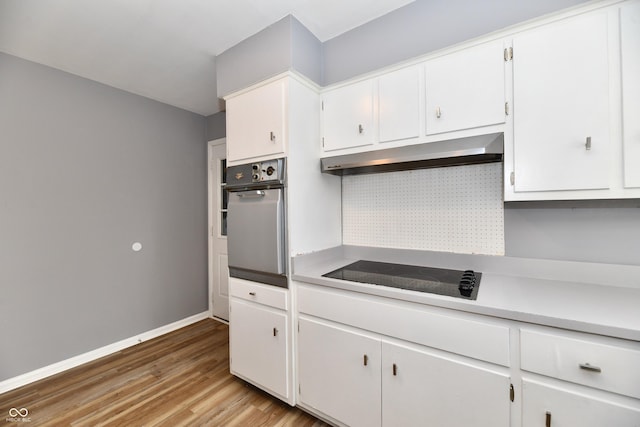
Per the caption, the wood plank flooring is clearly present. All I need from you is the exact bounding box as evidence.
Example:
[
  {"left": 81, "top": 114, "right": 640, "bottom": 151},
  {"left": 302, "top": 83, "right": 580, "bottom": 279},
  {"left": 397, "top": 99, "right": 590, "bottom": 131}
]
[{"left": 0, "top": 319, "right": 329, "bottom": 426}]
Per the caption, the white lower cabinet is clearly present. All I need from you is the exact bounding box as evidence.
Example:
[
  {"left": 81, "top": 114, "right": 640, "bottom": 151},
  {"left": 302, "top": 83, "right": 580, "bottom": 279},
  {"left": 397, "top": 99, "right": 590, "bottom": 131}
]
[
  {"left": 382, "top": 341, "right": 511, "bottom": 427},
  {"left": 522, "top": 379, "right": 640, "bottom": 427},
  {"left": 297, "top": 317, "right": 381, "bottom": 427},
  {"left": 519, "top": 327, "right": 640, "bottom": 426},
  {"left": 297, "top": 315, "right": 511, "bottom": 427},
  {"left": 229, "top": 279, "right": 292, "bottom": 404}
]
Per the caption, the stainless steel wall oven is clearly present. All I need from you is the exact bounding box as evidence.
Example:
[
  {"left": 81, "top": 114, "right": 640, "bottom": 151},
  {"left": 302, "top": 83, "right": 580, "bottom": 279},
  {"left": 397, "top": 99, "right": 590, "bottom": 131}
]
[{"left": 225, "top": 158, "right": 287, "bottom": 288}]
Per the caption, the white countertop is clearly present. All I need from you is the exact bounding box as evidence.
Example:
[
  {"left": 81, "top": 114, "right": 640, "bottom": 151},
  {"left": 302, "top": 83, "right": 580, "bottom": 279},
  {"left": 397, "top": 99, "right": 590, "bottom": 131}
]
[{"left": 292, "top": 246, "right": 640, "bottom": 341}]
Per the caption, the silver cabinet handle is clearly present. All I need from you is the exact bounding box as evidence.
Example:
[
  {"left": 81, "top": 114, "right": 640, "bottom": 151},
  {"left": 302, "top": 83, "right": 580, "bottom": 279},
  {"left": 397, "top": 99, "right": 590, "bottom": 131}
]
[
  {"left": 436, "top": 107, "right": 441, "bottom": 118},
  {"left": 358, "top": 124, "right": 364, "bottom": 134},
  {"left": 237, "top": 190, "right": 265, "bottom": 199},
  {"left": 579, "top": 363, "right": 601, "bottom": 373},
  {"left": 270, "top": 131, "right": 276, "bottom": 142},
  {"left": 585, "top": 136, "right": 592, "bottom": 150}
]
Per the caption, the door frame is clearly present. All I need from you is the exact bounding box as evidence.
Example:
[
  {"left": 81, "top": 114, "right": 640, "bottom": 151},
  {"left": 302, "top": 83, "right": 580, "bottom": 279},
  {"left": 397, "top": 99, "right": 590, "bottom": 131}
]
[{"left": 208, "top": 138, "right": 228, "bottom": 322}]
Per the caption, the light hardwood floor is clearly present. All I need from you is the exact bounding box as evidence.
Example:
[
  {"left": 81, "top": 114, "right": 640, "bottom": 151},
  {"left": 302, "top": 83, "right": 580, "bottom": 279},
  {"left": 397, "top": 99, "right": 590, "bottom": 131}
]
[{"left": 0, "top": 319, "right": 329, "bottom": 426}]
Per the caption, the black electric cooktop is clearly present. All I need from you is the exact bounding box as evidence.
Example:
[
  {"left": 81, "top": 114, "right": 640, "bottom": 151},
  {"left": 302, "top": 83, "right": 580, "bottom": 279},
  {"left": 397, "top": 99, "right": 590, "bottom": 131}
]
[{"left": 322, "top": 260, "right": 481, "bottom": 300}]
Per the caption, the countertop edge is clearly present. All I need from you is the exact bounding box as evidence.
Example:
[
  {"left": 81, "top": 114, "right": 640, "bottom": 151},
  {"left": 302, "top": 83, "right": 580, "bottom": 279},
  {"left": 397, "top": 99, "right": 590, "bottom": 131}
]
[{"left": 291, "top": 247, "right": 640, "bottom": 342}]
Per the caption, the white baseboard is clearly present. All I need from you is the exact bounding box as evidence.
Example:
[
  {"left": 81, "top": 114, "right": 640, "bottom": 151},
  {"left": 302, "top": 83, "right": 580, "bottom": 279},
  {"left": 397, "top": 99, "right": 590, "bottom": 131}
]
[{"left": 0, "top": 311, "right": 210, "bottom": 395}]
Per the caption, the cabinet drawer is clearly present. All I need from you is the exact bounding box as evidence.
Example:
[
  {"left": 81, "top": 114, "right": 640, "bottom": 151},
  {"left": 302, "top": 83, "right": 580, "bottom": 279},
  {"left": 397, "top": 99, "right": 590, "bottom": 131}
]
[
  {"left": 521, "top": 329, "right": 640, "bottom": 399},
  {"left": 298, "top": 284, "right": 510, "bottom": 366},
  {"left": 229, "top": 277, "right": 288, "bottom": 310}
]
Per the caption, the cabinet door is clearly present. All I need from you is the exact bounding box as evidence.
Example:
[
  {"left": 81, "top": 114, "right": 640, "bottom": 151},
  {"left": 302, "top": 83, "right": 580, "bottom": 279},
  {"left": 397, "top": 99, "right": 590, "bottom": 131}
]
[
  {"left": 621, "top": 2, "right": 640, "bottom": 189},
  {"left": 229, "top": 298, "right": 289, "bottom": 400},
  {"left": 512, "top": 11, "right": 611, "bottom": 193},
  {"left": 382, "top": 341, "right": 510, "bottom": 427},
  {"left": 522, "top": 379, "right": 640, "bottom": 427},
  {"left": 226, "top": 79, "right": 287, "bottom": 162},
  {"left": 322, "top": 79, "right": 374, "bottom": 151},
  {"left": 425, "top": 40, "right": 506, "bottom": 135},
  {"left": 297, "top": 317, "right": 382, "bottom": 427},
  {"left": 379, "top": 66, "right": 420, "bottom": 143}
]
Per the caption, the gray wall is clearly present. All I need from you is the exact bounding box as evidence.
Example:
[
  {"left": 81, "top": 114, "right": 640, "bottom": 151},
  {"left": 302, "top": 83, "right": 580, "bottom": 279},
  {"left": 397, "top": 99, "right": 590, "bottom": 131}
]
[
  {"left": 216, "top": 0, "right": 591, "bottom": 90},
  {"left": 216, "top": 15, "right": 322, "bottom": 98},
  {"left": 205, "top": 111, "right": 226, "bottom": 141},
  {"left": 0, "top": 52, "right": 208, "bottom": 381},
  {"left": 291, "top": 17, "right": 323, "bottom": 84},
  {"left": 216, "top": 16, "right": 292, "bottom": 97},
  {"left": 504, "top": 202, "right": 640, "bottom": 266},
  {"left": 322, "top": 0, "right": 591, "bottom": 84}
]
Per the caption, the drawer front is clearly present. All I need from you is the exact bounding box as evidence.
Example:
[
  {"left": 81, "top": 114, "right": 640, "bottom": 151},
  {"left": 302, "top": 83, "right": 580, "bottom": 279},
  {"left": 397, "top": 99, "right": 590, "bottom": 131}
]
[
  {"left": 230, "top": 277, "right": 288, "bottom": 310},
  {"left": 521, "top": 329, "right": 640, "bottom": 399},
  {"left": 297, "top": 284, "right": 510, "bottom": 366}
]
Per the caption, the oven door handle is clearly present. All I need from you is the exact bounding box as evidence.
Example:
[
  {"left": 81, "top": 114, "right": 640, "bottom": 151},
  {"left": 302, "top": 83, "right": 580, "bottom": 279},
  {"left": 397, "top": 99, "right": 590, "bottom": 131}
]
[{"left": 237, "top": 190, "right": 265, "bottom": 199}]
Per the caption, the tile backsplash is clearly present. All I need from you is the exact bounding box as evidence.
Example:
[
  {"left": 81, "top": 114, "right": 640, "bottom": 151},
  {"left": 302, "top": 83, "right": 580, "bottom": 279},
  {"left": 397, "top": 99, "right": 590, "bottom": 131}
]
[{"left": 342, "top": 163, "right": 505, "bottom": 255}]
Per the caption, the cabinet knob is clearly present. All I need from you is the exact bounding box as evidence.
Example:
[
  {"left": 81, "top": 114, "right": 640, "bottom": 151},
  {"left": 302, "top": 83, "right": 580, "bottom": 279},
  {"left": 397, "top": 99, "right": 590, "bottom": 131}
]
[
  {"left": 585, "top": 136, "right": 592, "bottom": 150},
  {"left": 270, "top": 131, "right": 276, "bottom": 142},
  {"left": 363, "top": 354, "right": 368, "bottom": 366},
  {"left": 249, "top": 292, "right": 256, "bottom": 296},
  {"left": 436, "top": 107, "right": 442, "bottom": 119},
  {"left": 392, "top": 363, "right": 398, "bottom": 376},
  {"left": 358, "top": 124, "right": 364, "bottom": 134},
  {"left": 546, "top": 411, "right": 551, "bottom": 427},
  {"left": 273, "top": 327, "right": 278, "bottom": 337}
]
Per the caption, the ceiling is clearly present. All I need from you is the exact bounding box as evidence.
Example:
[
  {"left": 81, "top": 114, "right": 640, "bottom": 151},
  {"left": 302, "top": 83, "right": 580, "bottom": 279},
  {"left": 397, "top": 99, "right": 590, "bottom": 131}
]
[{"left": 0, "top": 0, "right": 414, "bottom": 116}]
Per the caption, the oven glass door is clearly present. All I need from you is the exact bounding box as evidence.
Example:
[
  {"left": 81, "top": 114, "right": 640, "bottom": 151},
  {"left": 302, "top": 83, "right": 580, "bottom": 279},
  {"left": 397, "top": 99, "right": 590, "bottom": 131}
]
[{"left": 227, "top": 188, "right": 286, "bottom": 285}]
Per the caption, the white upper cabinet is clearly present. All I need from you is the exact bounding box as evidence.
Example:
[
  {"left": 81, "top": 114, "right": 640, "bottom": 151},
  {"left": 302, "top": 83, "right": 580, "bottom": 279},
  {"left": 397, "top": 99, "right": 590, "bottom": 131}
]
[
  {"left": 511, "top": 11, "right": 611, "bottom": 193},
  {"left": 378, "top": 65, "right": 420, "bottom": 143},
  {"left": 425, "top": 40, "right": 506, "bottom": 135},
  {"left": 321, "top": 79, "right": 375, "bottom": 152},
  {"left": 226, "top": 78, "right": 287, "bottom": 163},
  {"left": 621, "top": 1, "right": 640, "bottom": 189}
]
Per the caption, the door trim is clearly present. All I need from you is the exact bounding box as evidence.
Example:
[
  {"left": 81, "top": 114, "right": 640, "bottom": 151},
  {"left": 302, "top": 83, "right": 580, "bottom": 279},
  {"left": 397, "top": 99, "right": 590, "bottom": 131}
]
[{"left": 208, "top": 138, "right": 229, "bottom": 322}]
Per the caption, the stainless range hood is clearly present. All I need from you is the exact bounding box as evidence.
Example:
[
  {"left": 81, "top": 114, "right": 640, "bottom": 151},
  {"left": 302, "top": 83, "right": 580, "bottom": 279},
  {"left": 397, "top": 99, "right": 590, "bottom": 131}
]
[{"left": 321, "top": 133, "right": 503, "bottom": 176}]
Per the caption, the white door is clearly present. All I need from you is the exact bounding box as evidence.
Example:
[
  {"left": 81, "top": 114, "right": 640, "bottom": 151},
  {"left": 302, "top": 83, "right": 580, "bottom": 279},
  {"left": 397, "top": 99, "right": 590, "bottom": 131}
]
[
  {"left": 208, "top": 140, "right": 229, "bottom": 321},
  {"left": 297, "top": 317, "right": 382, "bottom": 427},
  {"left": 226, "top": 78, "right": 287, "bottom": 163},
  {"left": 378, "top": 65, "right": 420, "bottom": 143},
  {"left": 425, "top": 39, "right": 506, "bottom": 135},
  {"left": 322, "top": 79, "right": 375, "bottom": 152},
  {"left": 229, "top": 297, "right": 289, "bottom": 400},
  {"left": 522, "top": 379, "right": 640, "bottom": 427},
  {"left": 382, "top": 341, "right": 511, "bottom": 427},
  {"left": 621, "top": 1, "right": 640, "bottom": 189},
  {"left": 512, "top": 11, "right": 611, "bottom": 192}
]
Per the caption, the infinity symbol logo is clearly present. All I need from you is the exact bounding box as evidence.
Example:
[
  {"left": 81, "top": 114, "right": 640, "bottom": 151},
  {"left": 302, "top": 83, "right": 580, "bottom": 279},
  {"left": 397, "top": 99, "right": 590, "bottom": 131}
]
[{"left": 8, "top": 407, "right": 29, "bottom": 417}]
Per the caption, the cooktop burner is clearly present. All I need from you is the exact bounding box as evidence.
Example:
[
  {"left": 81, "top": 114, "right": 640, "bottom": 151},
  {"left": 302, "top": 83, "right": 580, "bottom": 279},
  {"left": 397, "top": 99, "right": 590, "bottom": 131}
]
[{"left": 322, "top": 260, "right": 480, "bottom": 300}]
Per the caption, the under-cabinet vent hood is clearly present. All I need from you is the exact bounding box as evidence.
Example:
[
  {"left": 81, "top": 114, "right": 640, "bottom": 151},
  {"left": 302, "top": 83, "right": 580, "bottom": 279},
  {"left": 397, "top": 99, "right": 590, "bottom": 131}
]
[{"left": 321, "top": 133, "right": 503, "bottom": 176}]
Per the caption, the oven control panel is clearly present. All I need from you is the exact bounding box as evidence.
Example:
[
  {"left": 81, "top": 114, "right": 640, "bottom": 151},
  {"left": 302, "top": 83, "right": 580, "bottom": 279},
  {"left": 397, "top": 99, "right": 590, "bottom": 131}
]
[
  {"left": 251, "top": 159, "right": 283, "bottom": 183},
  {"left": 226, "top": 158, "right": 285, "bottom": 189}
]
